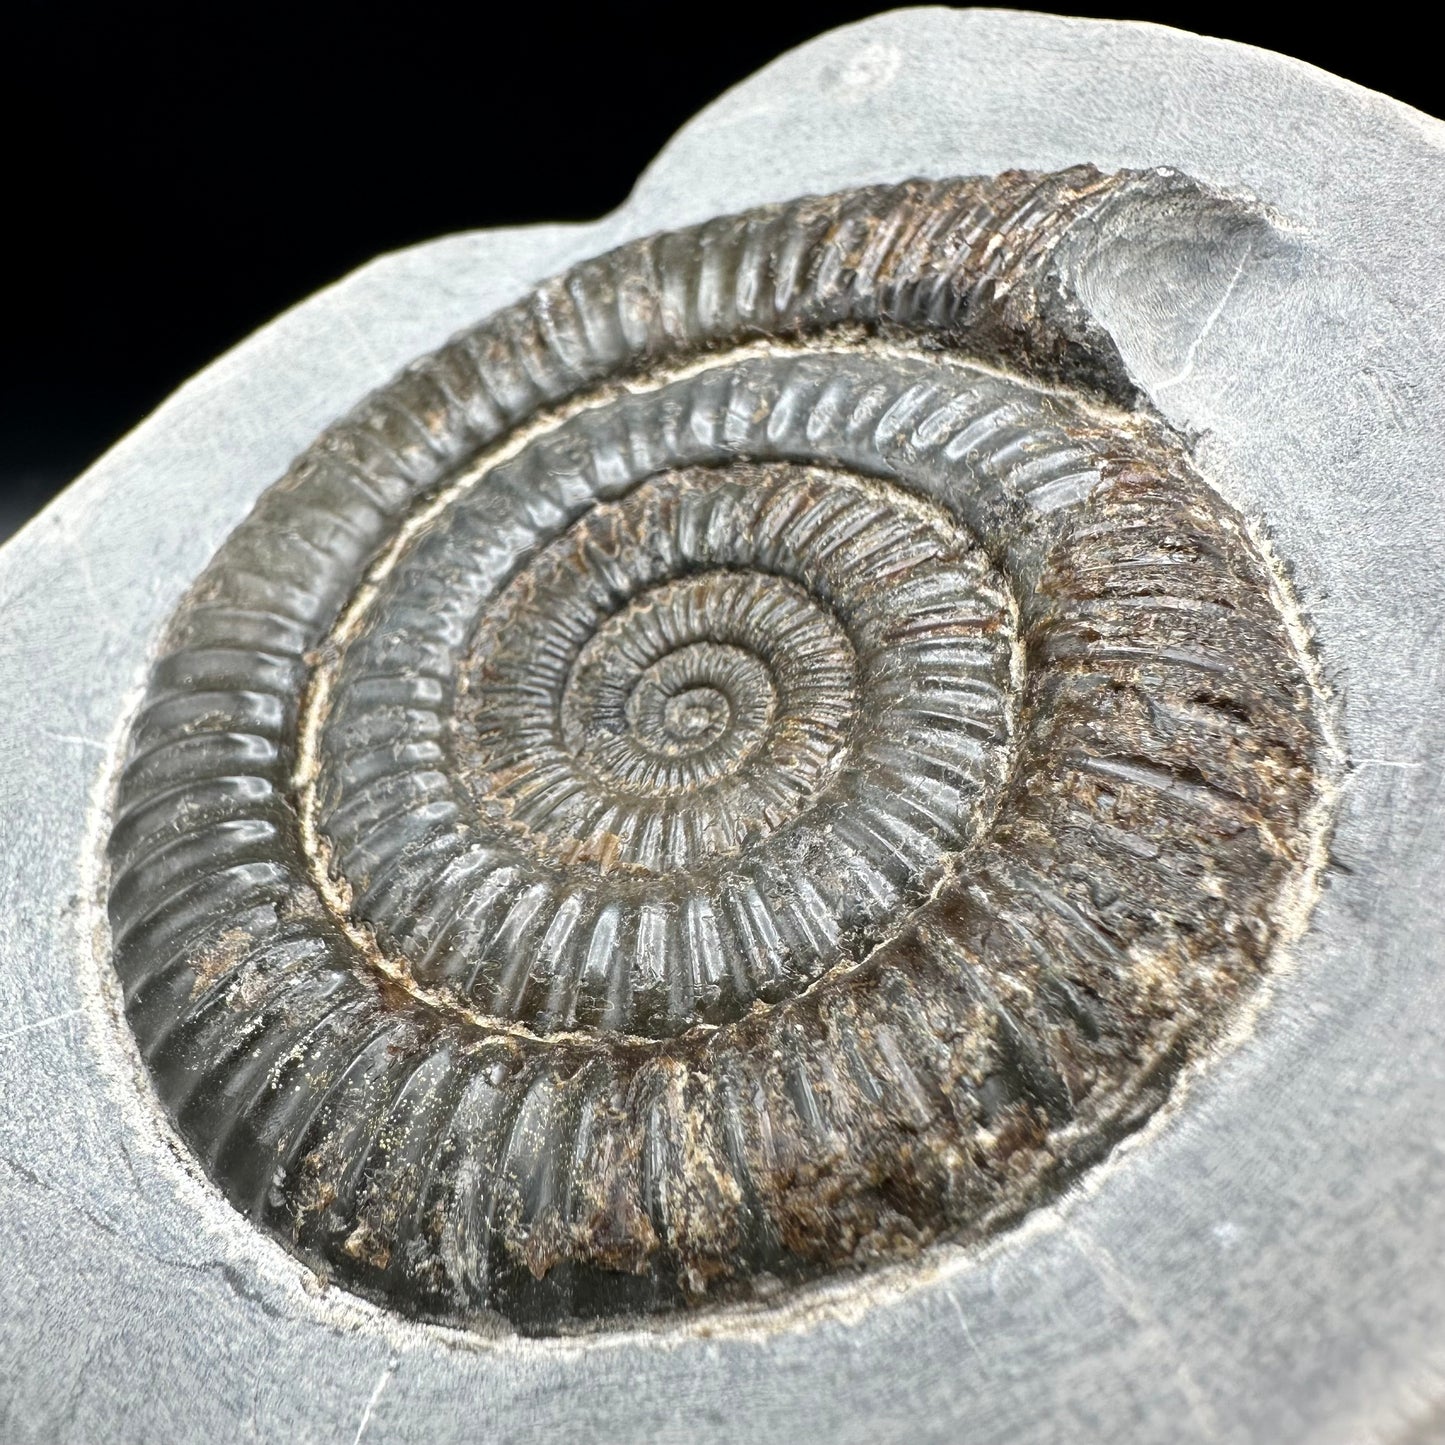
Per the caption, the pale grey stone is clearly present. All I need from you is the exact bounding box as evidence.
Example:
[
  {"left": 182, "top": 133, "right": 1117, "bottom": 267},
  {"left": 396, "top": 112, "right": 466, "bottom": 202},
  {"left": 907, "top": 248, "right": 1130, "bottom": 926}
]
[{"left": 3, "top": 10, "right": 1443, "bottom": 1442}]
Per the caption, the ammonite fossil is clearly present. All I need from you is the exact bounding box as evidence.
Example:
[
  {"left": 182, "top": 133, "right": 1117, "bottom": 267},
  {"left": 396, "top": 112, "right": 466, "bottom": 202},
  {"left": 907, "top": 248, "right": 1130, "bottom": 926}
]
[{"left": 106, "top": 166, "right": 1329, "bottom": 1333}]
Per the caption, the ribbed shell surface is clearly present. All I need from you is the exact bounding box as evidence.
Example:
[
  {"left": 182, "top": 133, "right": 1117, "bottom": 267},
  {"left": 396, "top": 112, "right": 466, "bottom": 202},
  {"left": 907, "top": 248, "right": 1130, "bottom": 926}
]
[{"left": 107, "top": 167, "right": 1330, "bottom": 1332}]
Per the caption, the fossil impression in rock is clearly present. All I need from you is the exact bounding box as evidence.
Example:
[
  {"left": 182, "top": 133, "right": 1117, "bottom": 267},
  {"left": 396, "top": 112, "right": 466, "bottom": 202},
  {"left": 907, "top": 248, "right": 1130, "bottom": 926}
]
[{"left": 106, "top": 166, "right": 1329, "bottom": 1332}]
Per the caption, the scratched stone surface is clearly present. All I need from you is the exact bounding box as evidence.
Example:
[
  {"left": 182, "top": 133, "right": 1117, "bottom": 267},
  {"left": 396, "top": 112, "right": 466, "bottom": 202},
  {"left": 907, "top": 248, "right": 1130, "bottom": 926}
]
[{"left": 3, "top": 9, "right": 1444, "bottom": 1442}]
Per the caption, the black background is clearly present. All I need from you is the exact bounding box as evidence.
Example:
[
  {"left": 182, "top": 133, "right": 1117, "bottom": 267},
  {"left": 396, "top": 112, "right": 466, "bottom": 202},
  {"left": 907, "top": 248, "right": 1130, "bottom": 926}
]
[{"left": 7, "top": 3, "right": 1440, "bottom": 540}]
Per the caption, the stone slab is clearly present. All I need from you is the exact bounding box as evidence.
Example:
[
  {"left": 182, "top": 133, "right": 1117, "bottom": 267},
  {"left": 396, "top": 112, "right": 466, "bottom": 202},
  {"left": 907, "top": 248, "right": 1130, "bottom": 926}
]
[{"left": 3, "top": 10, "right": 1444, "bottom": 1442}]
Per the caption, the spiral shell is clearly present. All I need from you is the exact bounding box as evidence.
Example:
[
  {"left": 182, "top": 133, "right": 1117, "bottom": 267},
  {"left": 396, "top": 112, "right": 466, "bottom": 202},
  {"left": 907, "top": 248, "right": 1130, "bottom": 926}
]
[{"left": 107, "top": 166, "right": 1329, "bottom": 1332}]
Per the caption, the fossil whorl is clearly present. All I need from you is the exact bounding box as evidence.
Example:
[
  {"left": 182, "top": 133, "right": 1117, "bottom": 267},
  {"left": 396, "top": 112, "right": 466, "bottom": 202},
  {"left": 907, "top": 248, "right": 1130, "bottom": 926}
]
[{"left": 106, "top": 166, "right": 1329, "bottom": 1332}]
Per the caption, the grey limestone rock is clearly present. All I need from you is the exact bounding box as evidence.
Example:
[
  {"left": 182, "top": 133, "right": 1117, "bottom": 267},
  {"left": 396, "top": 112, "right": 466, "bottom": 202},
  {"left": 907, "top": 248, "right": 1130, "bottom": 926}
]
[{"left": 3, "top": 9, "right": 1444, "bottom": 1442}]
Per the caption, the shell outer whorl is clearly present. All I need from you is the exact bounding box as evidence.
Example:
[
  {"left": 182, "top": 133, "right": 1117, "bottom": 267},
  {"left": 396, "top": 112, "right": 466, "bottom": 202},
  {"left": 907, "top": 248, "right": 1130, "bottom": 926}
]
[{"left": 105, "top": 166, "right": 1331, "bottom": 1333}]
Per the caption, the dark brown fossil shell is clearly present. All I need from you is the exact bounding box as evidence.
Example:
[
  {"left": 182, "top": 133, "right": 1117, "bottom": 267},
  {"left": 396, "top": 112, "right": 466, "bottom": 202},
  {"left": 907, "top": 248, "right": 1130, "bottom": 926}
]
[{"left": 106, "top": 166, "right": 1330, "bottom": 1333}]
